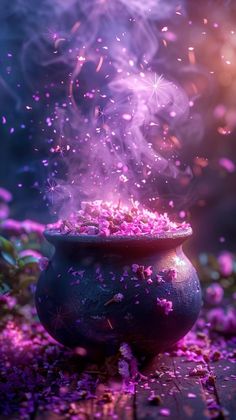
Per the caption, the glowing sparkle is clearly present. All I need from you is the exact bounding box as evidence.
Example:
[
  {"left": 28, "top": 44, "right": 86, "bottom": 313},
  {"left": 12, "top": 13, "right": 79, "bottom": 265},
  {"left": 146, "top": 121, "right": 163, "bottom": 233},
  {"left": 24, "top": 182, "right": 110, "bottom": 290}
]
[
  {"left": 140, "top": 73, "right": 176, "bottom": 110},
  {"left": 45, "top": 179, "right": 61, "bottom": 204}
]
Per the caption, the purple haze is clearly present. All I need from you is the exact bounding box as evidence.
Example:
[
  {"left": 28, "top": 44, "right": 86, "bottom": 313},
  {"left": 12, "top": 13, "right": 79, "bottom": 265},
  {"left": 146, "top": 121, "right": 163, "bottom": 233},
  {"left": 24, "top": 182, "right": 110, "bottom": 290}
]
[{"left": 41, "top": 0, "right": 193, "bottom": 216}]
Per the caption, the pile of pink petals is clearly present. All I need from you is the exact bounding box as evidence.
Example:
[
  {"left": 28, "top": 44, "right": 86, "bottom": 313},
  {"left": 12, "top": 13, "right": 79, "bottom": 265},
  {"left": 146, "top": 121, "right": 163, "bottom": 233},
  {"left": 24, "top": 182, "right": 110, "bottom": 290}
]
[{"left": 57, "top": 200, "right": 190, "bottom": 236}]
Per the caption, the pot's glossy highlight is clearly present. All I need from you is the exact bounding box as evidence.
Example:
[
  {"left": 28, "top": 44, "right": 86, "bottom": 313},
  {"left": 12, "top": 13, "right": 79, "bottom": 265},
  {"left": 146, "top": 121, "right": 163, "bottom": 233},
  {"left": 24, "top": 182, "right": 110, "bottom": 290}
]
[{"left": 35, "top": 229, "right": 201, "bottom": 360}]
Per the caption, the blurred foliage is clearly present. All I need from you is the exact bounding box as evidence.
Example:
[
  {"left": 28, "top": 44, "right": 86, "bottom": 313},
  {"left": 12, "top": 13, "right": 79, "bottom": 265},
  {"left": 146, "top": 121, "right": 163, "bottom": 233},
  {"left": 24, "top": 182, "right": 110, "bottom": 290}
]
[
  {"left": 0, "top": 235, "right": 40, "bottom": 297},
  {"left": 0, "top": 187, "right": 52, "bottom": 321}
]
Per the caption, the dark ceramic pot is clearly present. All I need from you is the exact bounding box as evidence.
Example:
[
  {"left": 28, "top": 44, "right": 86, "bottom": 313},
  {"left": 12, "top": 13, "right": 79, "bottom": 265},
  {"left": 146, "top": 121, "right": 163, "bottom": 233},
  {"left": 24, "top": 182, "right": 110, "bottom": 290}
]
[{"left": 35, "top": 228, "right": 201, "bottom": 360}]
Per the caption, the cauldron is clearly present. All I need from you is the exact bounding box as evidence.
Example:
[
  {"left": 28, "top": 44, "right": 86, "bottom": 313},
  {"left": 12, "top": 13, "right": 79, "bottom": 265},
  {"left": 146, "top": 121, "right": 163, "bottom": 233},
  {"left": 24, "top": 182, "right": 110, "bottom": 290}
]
[{"left": 35, "top": 228, "right": 201, "bottom": 360}]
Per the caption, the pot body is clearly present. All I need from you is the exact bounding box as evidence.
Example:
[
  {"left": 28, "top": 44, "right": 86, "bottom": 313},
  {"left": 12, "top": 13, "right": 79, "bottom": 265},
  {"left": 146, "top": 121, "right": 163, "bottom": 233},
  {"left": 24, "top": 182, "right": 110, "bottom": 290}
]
[{"left": 35, "top": 232, "right": 202, "bottom": 360}]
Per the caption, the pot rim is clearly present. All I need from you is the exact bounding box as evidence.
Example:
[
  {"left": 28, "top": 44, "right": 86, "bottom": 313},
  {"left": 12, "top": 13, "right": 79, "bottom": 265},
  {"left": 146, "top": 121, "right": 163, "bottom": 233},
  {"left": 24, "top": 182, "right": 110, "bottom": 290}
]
[{"left": 44, "top": 227, "right": 192, "bottom": 245}]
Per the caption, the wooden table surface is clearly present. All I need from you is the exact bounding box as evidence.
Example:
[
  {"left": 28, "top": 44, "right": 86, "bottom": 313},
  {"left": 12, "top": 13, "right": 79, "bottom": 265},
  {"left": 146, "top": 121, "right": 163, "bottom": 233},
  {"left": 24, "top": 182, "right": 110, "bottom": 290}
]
[{"left": 31, "top": 352, "right": 235, "bottom": 420}]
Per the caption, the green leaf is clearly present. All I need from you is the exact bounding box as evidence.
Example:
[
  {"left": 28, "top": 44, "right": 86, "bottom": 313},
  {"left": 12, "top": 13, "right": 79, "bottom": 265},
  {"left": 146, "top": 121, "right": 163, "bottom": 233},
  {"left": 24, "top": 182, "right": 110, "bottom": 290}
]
[
  {"left": 18, "top": 255, "right": 40, "bottom": 269},
  {"left": 0, "top": 281, "right": 11, "bottom": 296},
  {"left": 1, "top": 251, "right": 17, "bottom": 266},
  {"left": 0, "top": 236, "right": 16, "bottom": 256}
]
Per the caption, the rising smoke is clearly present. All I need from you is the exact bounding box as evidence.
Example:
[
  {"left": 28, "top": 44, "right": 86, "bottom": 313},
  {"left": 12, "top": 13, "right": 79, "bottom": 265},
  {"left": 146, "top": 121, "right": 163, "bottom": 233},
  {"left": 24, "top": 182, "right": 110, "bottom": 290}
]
[
  {"left": 3, "top": 0, "right": 197, "bottom": 216},
  {"left": 47, "top": 0, "right": 192, "bottom": 215}
]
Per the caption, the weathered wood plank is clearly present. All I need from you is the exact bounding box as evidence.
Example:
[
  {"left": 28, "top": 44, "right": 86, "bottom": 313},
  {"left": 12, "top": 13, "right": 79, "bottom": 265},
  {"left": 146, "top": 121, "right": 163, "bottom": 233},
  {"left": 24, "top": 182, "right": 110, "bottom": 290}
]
[
  {"left": 135, "top": 354, "right": 209, "bottom": 419},
  {"left": 32, "top": 378, "right": 134, "bottom": 420},
  {"left": 211, "top": 359, "right": 236, "bottom": 420},
  {"left": 74, "top": 380, "right": 134, "bottom": 419},
  {"left": 32, "top": 355, "right": 235, "bottom": 420},
  {"left": 35, "top": 412, "right": 62, "bottom": 420}
]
